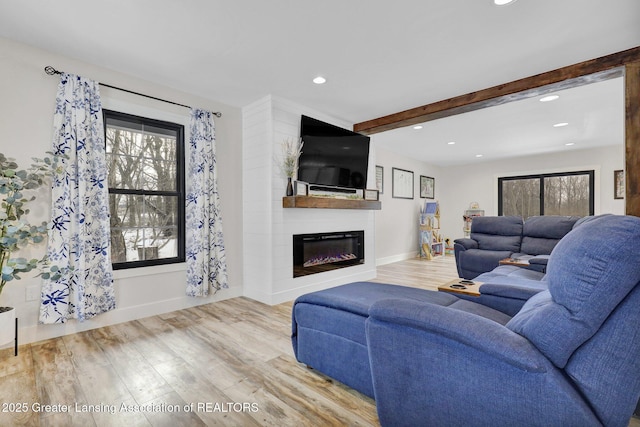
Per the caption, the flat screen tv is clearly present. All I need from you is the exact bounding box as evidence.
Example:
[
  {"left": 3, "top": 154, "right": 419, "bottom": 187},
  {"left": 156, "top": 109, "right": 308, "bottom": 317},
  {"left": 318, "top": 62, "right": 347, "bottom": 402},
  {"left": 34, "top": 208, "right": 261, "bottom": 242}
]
[{"left": 298, "top": 115, "right": 370, "bottom": 190}]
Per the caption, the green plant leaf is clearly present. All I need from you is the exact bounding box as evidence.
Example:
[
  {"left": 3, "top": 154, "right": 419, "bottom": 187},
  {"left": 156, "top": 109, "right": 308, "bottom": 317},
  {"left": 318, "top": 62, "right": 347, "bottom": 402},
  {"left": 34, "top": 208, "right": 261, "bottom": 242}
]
[{"left": 0, "top": 151, "right": 59, "bottom": 294}]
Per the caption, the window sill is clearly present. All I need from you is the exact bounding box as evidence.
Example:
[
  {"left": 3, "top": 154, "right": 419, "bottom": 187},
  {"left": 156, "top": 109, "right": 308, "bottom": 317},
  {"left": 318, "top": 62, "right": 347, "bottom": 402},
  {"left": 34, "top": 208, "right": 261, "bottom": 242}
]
[{"left": 113, "top": 262, "right": 186, "bottom": 280}]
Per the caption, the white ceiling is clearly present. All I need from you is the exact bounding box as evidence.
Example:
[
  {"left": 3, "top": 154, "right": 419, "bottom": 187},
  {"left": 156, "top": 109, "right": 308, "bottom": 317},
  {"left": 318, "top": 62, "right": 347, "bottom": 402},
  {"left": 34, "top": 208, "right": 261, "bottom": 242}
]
[
  {"left": 374, "top": 76, "right": 625, "bottom": 166},
  {"left": 0, "top": 0, "right": 638, "bottom": 164}
]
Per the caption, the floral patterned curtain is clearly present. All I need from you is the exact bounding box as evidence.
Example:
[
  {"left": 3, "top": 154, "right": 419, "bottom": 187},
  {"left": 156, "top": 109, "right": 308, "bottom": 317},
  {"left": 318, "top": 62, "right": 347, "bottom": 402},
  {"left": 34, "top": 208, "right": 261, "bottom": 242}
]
[
  {"left": 186, "top": 109, "right": 228, "bottom": 296},
  {"left": 39, "top": 73, "right": 115, "bottom": 323}
]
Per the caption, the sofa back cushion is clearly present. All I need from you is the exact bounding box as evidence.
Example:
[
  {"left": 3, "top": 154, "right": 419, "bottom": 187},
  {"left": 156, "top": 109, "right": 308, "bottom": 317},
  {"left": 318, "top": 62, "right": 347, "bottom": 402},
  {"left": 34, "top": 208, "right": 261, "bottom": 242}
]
[
  {"left": 520, "top": 215, "right": 580, "bottom": 255},
  {"left": 507, "top": 215, "right": 640, "bottom": 368},
  {"left": 563, "top": 284, "right": 640, "bottom": 427},
  {"left": 470, "top": 216, "right": 523, "bottom": 252}
]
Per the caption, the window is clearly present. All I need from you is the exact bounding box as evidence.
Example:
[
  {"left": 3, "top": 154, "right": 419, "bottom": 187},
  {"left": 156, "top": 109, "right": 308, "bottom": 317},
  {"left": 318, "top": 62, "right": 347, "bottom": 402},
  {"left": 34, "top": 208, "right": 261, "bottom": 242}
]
[
  {"left": 498, "top": 170, "right": 594, "bottom": 218},
  {"left": 104, "top": 110, "right": 185, "bottom": 269}
]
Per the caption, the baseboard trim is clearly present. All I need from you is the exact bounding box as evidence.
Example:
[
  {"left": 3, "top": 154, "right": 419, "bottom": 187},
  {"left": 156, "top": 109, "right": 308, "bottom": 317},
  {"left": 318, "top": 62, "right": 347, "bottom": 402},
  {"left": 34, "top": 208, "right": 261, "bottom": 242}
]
[
  {"left": 12, "top": 287, "right": 243, "bottom": 346},
  {"left": 376, "top": 252, "right": 418, "bottom": 266}
]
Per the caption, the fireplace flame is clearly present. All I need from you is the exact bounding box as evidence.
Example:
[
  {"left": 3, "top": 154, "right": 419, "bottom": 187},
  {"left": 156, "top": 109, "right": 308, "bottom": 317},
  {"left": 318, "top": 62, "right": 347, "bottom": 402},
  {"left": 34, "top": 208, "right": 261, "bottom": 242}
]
[{"left": 303, "top": 253, "right": 357, "bottom": 268}]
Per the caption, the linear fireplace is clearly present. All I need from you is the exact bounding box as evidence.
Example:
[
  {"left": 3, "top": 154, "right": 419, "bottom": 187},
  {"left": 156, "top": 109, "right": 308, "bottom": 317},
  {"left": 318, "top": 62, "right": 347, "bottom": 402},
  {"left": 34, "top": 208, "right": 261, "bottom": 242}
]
[{"left": 293, "top": 231, "right": 364, "bottom": 277}]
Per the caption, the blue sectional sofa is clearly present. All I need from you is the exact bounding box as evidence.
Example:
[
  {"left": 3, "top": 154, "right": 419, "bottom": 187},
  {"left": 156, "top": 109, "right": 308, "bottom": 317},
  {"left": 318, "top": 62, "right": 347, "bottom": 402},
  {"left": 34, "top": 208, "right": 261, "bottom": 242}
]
[
  {"left": 366, "top": 214, "right": 640, "bottom": 426},
  {"left": 291, "top": 215, "right": 640, "bottom": 426},
  {"left": 454, "top": 215, "right": 580, "bottom": 279}
]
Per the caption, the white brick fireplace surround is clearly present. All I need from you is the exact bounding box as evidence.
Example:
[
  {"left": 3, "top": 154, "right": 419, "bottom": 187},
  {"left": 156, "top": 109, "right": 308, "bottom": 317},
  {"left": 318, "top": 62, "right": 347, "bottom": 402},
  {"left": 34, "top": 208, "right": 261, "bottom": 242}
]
[{"left": 242, "top": 96, "right": 377, "bottom": 305}]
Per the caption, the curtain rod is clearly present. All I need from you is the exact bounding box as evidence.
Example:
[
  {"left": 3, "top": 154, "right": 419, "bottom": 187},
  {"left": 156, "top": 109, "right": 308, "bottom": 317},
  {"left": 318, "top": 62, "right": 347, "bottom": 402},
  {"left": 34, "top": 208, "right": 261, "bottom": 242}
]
[{"left": 44, "top": 66, "right": 222, "bottom": 118}]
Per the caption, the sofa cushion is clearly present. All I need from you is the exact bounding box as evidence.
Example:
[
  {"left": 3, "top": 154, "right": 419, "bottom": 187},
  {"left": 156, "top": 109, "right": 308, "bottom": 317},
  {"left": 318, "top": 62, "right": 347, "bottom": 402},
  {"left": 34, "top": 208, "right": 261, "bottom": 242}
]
[
  {"left": 476, "top": 264, "right": 546, "bottom": 282},
  {"left": 292, "top": 282, "right": 461, "bottom": 351},
  {"left": 507, "top": 215, "right": 640, "bottom": 368},
  {"left": 291, "top": 281, "right": 512, "bottom": 398},
  {"left": 520, "top": 216, "right": 580, "bottom": 255},
  {"left": 293, "top": 281, "right": 458, "bottom": 319},
  {"left": 470, "top": 216, "right": 523, "bottom": 252}
]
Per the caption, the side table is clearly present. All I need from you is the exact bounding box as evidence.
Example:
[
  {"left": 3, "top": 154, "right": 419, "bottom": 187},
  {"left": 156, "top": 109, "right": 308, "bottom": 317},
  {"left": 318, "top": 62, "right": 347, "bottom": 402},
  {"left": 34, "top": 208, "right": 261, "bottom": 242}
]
[
  {"left": 499, "top": 257, "right": 530, "bottom": 267},
  {"left": 438, "top": 278, "right": 482, "bottom": 297}
]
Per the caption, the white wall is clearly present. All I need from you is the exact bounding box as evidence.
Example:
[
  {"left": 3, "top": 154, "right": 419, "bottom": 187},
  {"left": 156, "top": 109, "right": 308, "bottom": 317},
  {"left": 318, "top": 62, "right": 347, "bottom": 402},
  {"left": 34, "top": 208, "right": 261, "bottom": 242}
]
[
  {"left": 242, "top": 96, "right": 377, "bottom": 304},
  {"left": 0, "top": 37, "right": 244, "bottom": 344},
  {"left": 372, "top": 144, "right": 443, "bottom": 264},
  {"left": 437, "top": 145, "right": 625, "bottom": 241},
  {"left": 373, "top": 142, "right": 624, "bottom": 264}
]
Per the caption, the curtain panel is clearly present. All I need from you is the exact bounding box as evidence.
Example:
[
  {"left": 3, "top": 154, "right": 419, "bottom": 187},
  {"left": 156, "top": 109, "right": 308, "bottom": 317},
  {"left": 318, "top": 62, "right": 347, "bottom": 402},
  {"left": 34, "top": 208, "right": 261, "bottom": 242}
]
[
  {"left": 186, "top": 109, "right": 228, "bottom": 296},
  {"left": 39, "top": 73, "right": 115, "bottom": 323}
]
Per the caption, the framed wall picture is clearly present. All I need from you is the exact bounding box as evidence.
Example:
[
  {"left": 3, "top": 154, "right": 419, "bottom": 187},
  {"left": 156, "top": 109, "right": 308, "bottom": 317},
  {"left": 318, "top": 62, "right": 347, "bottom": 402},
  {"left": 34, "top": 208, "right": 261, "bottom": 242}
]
[
  {"left": 294, "top": 180, "right": 308, "bottom": 196},
  {"left": 364, "top": 189, "right": 379, "bottom": 201},
  {"left": 392, "top": 167, "right": 414, "bottom": 199},
  {"left": 420, "top": 175, "right": 435, "bottom": 199},
  {"left": 614, "top": 170, "right": 624, "bottom": 199},
  {"left": 375, "top": 165, "right": 384, "bottom": 194}
]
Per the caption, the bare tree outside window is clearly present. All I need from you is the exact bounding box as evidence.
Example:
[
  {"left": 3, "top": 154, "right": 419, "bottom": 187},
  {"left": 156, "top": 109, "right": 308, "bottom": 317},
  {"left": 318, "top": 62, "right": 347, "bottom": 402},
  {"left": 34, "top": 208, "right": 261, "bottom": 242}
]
[
  {"left": 501, "top": 178, "right": 540, "bottom": 218},
  {"left": 499, "top": 171, "right": 594, "bottom": 218},
  {"left": 543, "top": 174, "right": 591, "bottom": 216},
  {"left": 104, "top": 110, "right": 185, "bottom": 269}
]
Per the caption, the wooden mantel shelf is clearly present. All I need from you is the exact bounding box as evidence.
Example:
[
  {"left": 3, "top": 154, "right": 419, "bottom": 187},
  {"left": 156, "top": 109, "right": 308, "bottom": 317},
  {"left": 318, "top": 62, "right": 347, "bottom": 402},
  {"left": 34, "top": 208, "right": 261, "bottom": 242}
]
[{"left": 282, "top": 196, "right": 381, "bottom": 210}]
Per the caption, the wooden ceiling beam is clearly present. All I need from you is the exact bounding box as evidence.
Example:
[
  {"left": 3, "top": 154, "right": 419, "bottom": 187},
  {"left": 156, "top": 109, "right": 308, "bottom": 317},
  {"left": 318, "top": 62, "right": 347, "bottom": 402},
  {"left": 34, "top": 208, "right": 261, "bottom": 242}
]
[{"left": 353, "top": 45, "right": 640, "bottom": 135}]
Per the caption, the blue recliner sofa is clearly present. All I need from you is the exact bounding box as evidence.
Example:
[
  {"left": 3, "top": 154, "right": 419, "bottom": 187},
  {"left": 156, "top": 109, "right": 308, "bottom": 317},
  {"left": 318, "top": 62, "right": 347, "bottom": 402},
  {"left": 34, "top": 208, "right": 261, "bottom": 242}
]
[
  {"left": 454, "top": 215, "right": 580, "bottom": 279},
  {"left": 366, "top": 215, "right": 640, "bottom": 426}
]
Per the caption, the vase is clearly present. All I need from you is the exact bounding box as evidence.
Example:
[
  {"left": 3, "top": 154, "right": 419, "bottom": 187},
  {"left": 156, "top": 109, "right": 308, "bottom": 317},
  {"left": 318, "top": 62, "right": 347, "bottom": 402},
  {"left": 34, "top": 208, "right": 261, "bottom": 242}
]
[
  {"left": 286, "top": 177, "right": 294, "bottom": 196},
  {"left": 0, "top": 307, "right": 15, "bottom": 346}
]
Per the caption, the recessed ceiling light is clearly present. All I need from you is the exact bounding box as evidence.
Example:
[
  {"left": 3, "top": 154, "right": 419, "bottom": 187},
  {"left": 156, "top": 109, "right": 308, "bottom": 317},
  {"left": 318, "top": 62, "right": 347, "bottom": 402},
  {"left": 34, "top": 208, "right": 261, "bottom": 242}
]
[
  {"left": 447, "top": 141, "right": 456, "bottom": 145},
  {"left": 494, "top": 0, "right": 517, "bottom": 5},
  {"left": 313, "top": 76, "right": 326, "bottom": 84},
  {"left": 565, "top": 142, "right": 575, "bottom": 146},
  {"left": 475, "top": 154, "right": 483, "bottom": 158},
  {"left": 413, "top": 125, "right": 423, "bottom": 130},
  {"left": 553, "top": 122, "right": 569, "bottom": 127},
  {"left": 540, "top": 95, "right": 560, "bottom": 102}
]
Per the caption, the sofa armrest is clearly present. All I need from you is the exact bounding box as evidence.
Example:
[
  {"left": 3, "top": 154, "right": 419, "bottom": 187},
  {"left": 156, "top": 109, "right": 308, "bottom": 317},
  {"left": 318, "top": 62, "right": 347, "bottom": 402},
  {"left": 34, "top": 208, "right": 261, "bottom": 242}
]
[
  {"left": 528, "top": 255, "right": 550, "bottom": 265},
  {"left": 480, "top": 282, "right": 547, "bottom": 300},
  {"left": 368, "top": 298, "right": 547, "bottom": 372},
  {"left": 454, "top": 238, "right": 478, "bottom": 250}
]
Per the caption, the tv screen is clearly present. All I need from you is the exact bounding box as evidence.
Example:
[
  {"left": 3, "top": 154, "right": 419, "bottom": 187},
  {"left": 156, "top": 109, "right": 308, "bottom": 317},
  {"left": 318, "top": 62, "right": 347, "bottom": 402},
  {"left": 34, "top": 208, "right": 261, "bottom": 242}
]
[{"left": 298, "top": 115, "right": 370, "bottom": 190}]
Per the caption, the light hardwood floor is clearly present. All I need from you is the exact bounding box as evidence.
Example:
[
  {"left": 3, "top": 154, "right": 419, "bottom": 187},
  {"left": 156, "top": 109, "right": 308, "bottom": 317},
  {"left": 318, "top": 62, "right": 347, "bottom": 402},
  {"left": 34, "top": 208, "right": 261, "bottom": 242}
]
[{"left": 1, "top": 256, "right": 638, "bottom": 426}]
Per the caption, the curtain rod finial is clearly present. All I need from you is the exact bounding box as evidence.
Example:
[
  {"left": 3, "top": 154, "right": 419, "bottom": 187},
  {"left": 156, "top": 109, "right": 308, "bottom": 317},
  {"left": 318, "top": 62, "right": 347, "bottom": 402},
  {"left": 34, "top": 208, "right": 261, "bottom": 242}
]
[{"left": 44, "top": 66, "right": 61, "bottom": 75}]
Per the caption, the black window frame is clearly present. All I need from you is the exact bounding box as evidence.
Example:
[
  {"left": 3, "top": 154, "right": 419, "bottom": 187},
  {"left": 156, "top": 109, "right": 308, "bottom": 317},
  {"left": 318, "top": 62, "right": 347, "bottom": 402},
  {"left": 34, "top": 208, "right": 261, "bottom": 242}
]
[
  {"left": 103, "top": 109, "right": 186, "bottom": 270},
  {"left": 498, "top": 170, "right": 595, "bottom": 217}
]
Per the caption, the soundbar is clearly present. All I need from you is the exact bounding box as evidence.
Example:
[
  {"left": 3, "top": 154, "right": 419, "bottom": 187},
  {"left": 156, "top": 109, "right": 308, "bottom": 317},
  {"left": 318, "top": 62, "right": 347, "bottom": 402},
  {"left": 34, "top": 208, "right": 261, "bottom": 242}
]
[
  {"left": 309, "top": 185, "right": 357, "bottom": 193},
  {"left": 308, "top": 184, "right": 364, "bottom": 198}
]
